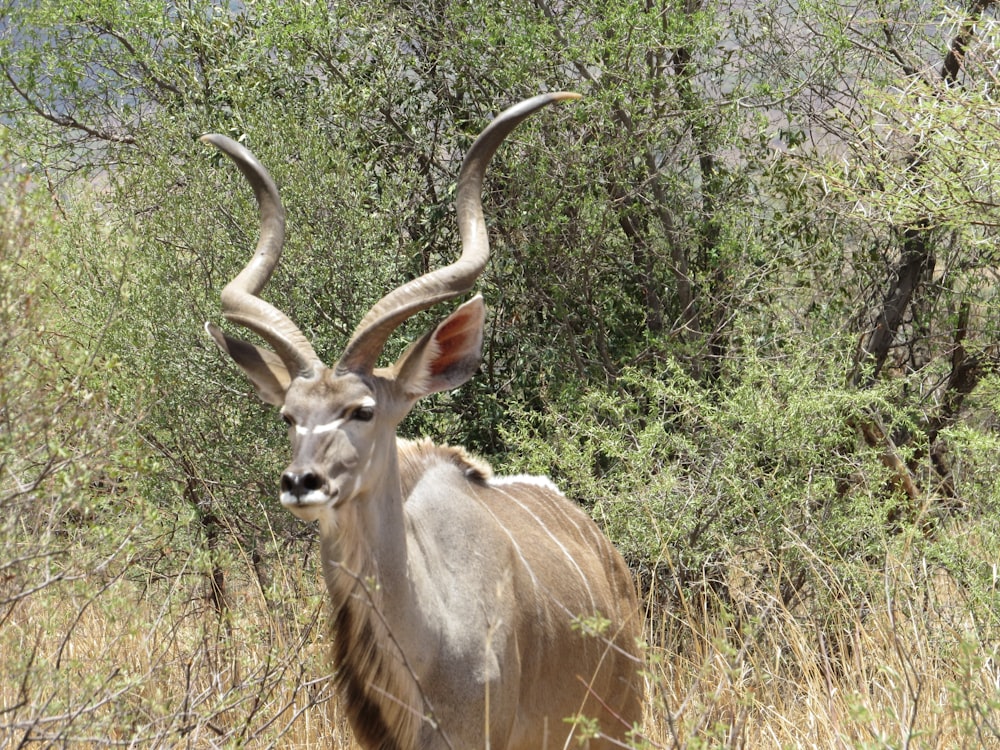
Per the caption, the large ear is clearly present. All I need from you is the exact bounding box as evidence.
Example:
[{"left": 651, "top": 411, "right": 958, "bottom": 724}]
[
  {"left": 205, "top": 322, "right": 292, "bottom": 406},
  {"left": 391, "top": 295, "right": 485, "bottom": 399}
]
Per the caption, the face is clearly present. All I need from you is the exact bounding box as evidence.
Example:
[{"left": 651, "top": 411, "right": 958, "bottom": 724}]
[{"left": 277, "top": 370, "right": 387, "bottom": 523}]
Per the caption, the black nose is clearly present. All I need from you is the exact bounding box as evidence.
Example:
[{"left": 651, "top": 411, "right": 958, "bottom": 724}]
[{"left": 281, "top": 470, "right": 324, "bottom": 498}]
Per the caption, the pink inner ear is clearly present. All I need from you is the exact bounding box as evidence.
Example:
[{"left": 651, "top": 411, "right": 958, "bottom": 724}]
[{"left": 431, "top": 307, "right": 479, "bottom": 376}]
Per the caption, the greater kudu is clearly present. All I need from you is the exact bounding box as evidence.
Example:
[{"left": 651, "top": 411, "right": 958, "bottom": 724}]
[{"left": 203, "top": 93, "right": 643, "bottom": 749}]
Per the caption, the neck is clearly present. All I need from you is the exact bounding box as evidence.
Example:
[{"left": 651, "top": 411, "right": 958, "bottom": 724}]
[{"left": 320, "top": 440, "right": 424, "bottom": 749}]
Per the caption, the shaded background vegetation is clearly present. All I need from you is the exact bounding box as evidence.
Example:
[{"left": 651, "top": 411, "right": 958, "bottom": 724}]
[{"left": 2, "top": 0, "right": 999, "bottom": 746}]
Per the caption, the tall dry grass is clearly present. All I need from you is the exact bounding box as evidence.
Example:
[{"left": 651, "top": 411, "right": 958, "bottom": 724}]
[
  {"left": 3, "top": 529, "right": 998, "bottom": 749},
  {"left": 1, "top": 535, "right": 347, "bottom": 748},
  {"left": 641, "top": 541, "right": 1000, "bottom": 749}
]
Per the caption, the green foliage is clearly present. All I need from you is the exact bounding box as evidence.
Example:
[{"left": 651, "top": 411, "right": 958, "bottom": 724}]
[
  {"left": 498, "top": 327, "right": 899, "bottom": 593},
  {"left": 1, "top": 176, "right": 143, "bottom": 547},
  {"left": 3, "top": 0, "right": 995, "bottom": 617},
  {"left": 3, "top": 0, "right": 1000, "bottom": 744}
]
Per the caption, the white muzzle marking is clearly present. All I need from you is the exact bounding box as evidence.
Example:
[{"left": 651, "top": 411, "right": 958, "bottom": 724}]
[
  {"left": 281, "top": 489, "right": 339, "bottom": 523},
  {"left": 281, "top": 489, "right": 331, "bottom": 507}
]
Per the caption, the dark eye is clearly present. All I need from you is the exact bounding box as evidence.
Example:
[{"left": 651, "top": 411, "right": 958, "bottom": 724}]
[{"left": 352, "top": 405, "right": 374, "bottom": 422}]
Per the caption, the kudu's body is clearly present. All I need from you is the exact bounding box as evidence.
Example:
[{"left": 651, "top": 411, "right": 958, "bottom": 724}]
[{"left": 203, "top": 93, "right": 643, "bottom": 749}]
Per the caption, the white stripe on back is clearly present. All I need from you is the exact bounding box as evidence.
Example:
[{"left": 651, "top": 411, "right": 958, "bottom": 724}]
[{"left": 490, "top": 484, "right": 597, "bottom": 611}]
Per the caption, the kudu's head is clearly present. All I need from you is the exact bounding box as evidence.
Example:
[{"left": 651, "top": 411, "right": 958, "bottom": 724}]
[{"left": 204, "top": 93, "right": 578, "bottom": 523}]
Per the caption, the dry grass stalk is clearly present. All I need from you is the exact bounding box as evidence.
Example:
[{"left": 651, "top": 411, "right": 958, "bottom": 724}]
[{"left": 3, "top": 538, "right": 997, "bottom": 749}]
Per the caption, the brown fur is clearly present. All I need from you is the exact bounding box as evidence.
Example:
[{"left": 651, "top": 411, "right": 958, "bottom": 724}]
[
  {"left": 321, "top": 461, "right": 425, "bottom": 750},
  {"left": 397, "top": 437, "right": 492, "bottom": 493},
  {"left": 322, "top": 437, "right": 643, "bottom": 749},
  {"left": 324, "top": 439, "right": 492, "bottom": 750}
]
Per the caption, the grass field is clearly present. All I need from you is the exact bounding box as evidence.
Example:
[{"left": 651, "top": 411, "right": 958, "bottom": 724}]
[{"left": 3, "top": 521, "right": 997, "bottom": 749}]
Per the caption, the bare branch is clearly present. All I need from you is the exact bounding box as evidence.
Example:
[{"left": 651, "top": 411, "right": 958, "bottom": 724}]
[
  {"left": 81, "top": 18, "right": 184, "bottom": 101},
  {"left": 3, "top": 68, "right": 136, "bottom": 145}
]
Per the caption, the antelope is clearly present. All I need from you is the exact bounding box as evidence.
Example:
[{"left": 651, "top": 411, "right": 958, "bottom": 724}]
[{"left": 202, "top": 93, "right": 643, "bottom": 749}]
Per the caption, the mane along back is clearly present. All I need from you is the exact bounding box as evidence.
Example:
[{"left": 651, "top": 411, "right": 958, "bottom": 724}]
[{"left": 396, "top": 438, "right": 492, "bottom": 498}]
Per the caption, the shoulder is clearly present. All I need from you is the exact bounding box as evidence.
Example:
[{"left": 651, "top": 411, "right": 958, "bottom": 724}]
[
  {"left": 396, "top": 438, "right": 567, "bottom": 500},
  {"left": 397, "top": 438, "right": 492, "bottom": 495}
]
